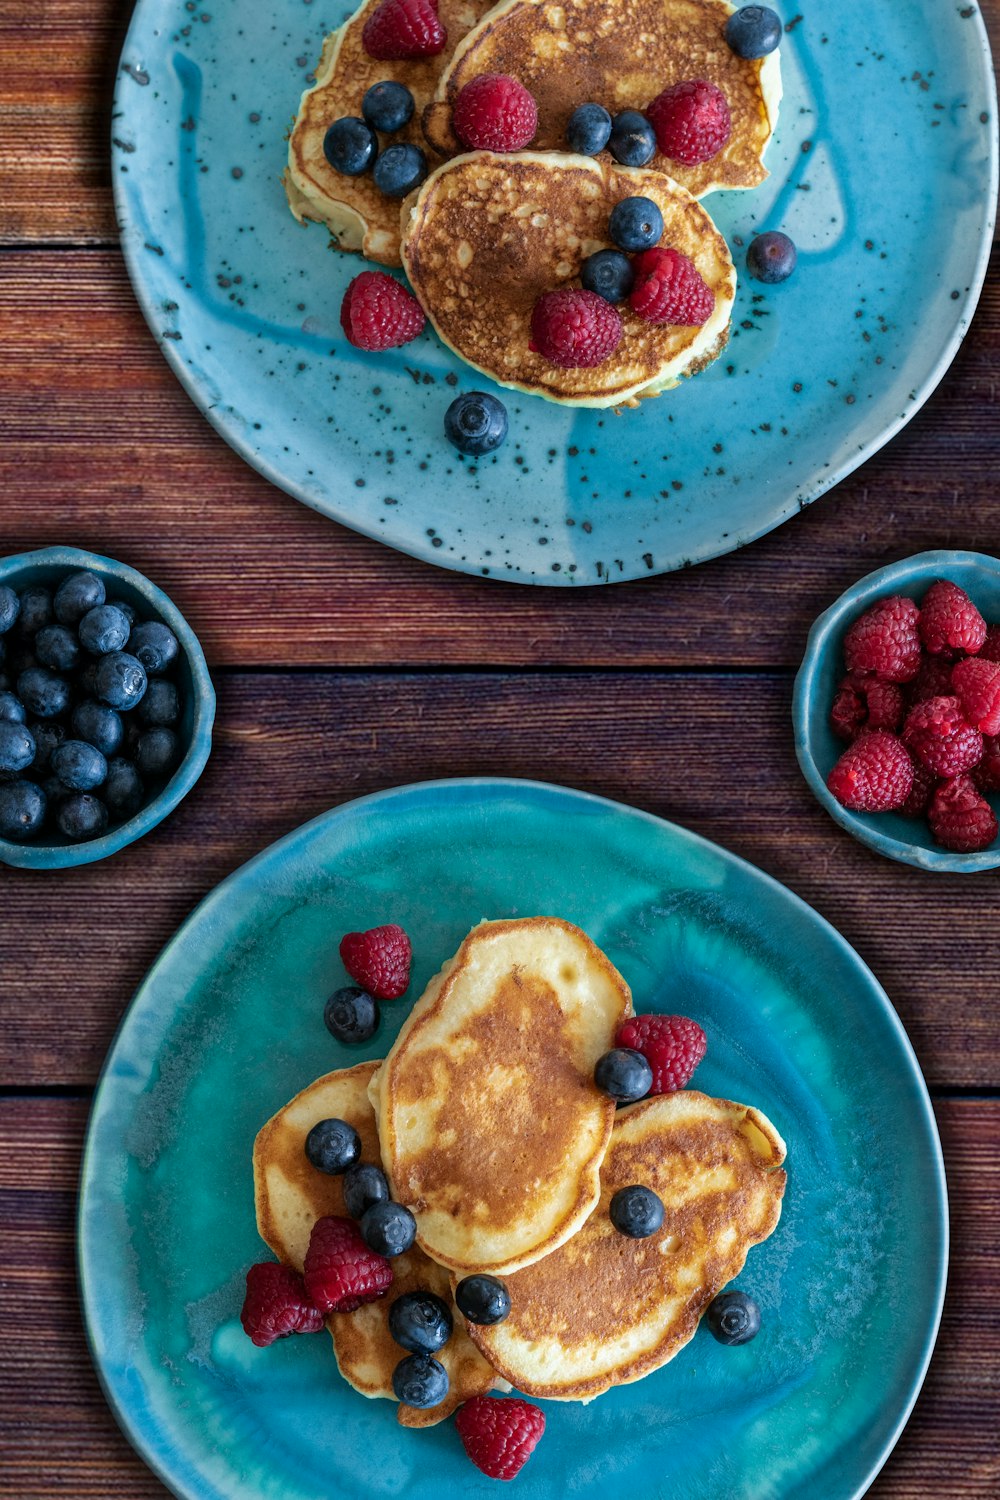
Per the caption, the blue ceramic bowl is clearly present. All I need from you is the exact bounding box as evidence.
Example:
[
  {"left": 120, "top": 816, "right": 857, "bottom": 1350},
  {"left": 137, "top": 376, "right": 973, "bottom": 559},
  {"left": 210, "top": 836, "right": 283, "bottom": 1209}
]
[
  {"left": 793, "top": 550, "right": 1000, "bottom": 872},
  {"left": 0, "top": 546, "right": 215, "bottom": 869}
]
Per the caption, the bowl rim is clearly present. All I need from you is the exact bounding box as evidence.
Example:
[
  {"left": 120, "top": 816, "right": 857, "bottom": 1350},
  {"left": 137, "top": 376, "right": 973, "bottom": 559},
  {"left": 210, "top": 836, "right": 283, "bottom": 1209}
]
[
  {"left": 792, "top": 548, "right": 1000, "bottom": 873},
  {"left": 0, "top": 545, "right": 215, "bottom": 869}
]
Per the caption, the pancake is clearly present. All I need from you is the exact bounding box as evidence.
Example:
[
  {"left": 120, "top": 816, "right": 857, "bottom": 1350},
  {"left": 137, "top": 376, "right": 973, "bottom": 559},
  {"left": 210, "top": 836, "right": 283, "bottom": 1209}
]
[
  {"left": 423, "top": 0, "right": 781, "bottom": 199},
  {"left": 464, "top": 1090, "right": 787, "bottom": 1400},
  {"left": 369, "top": 918, "right": 632, "bottom": 1275},
  {"left": 400, "top": 150, "right": 735, "bottom": 406},
  {"left": 252, "top": 1061, "right": 499, "bottom": 1427}
]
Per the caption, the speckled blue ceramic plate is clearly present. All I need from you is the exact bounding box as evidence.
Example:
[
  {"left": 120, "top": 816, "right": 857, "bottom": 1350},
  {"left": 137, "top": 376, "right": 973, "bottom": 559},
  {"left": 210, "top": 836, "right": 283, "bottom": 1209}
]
[
  {"left": 112, "top": 1, "right": 997, "bottom": 584},
  {"left": 79, "top": 779, "right": 946, "bottom": 1500}
]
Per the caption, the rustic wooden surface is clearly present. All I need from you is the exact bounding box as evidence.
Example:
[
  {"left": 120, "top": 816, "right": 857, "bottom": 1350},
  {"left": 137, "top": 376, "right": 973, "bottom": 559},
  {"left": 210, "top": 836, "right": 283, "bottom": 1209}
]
[{"left": 1, "top": 0, "right": 999, "bottom": 1494}]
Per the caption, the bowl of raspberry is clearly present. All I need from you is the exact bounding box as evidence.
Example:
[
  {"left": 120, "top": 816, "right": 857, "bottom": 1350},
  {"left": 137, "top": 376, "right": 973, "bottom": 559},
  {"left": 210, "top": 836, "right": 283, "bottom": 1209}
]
[
  {"left": 793, "top": 550, "right": 1000, "bottom": 872},
  {"left": 0, "top": 546, "right": 215, "bottom": 869}
]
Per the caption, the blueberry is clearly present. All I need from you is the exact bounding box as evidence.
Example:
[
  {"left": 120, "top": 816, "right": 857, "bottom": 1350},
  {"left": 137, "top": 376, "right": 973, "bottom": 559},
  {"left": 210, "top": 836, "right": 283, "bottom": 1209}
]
[
  {"left": 8, "top": 635, "right": 40, "bottom": 674},
  {"left": 95, "top": 652, "right": 147, "bottom": 710},
  {"left": 137, "top": 678, "right": 180, "bottom": 727},
  {"left": 304, "top": 1117, "right": 361, "bottom": 1174},
  {"left": 79, "top": 604, "right": 131, "bottom": 656},
  {"left": 566, "top": 102, "right": 612, "bottom": 155},
  {"left": 34, "top": 624, "right": 80, "bottom": 673},
  {"left": 609, "top": 1184, "right": 664, "bottom": 1238},
  {"left": 373, "top": 142, "right": 427, "bottom": 198},
  {"left": 0, "top": 640, "right": 4, "bottom": 669},
  {"left": 608, "top": 110, "right": 656, "bottom": 168},
  {"left": 77, "top": 660, "right": 100, "bottom": 699},
  {"left": 389, "top": 1291, "right": 453, "bottom": 1354},
  {"left": 71, "top": 701, "right": 124, "bottom": 757},
  {"left": 104, "top": 757, "right": 145, "bottom": 820},
  {"left": 0, "top": 720, "right": 35, "bottom": 774},
  {"left": 444, "top": 392, "right": 509, "bottom": 456},
  {"left": 107, "top": 598, "right": 136, "bottom": 627},
  {"left": 0, "top": 780, "right": 46, "bottom": 841},
  {"left": 705, "top": 1290, "right": 761, "bottom": 1346},
  {"left": 16, "top": 586, "right": 53, "bottom": 636},
  {"left": 52, "top": 740, "right": 108, "bottom": 792},
  {"left": 454, "top": 1274, "right": 511, "bottom": 1325},
  {"left": 580, "top": 249, "right": 634, "bottom": 304},
  {"left": 135, "top": 727, "right": 179, "bottom": 779},
  {"left": 360, "top": 1200, "right": 417, "bottom": 1257},
  {"left": 362, "top": 80, "right": 415, "bottom": 133},
  {"left": 324, "top": 984, "right": 379, "bottom": 1044},
  {"left": 42, "top": 774, "right": 70, "bottom": 810},
  {"left": 609, "top": 195, "right": 664, "bottom": 252},
  {"left": 129, "top": 621, "right": 179, "bottom": 676},
  {"left": 0, "top": 691, "right": 25, "bottom": 724},
  {"left": 594, "top": 1047, "right": 653, "bottom": 1102},
  {"left": 391, "top": 1353, "right": 449, "bottom": 1408},
  {"left": 0, "top": 586, "right": 20, "bottom": 635},
  {"left": 724, "top": 5, "right": 782, "bottom": 59},
  {"left": 746, "top": 231, "right": 797, "bottom": 284},
  {"left": 323, "top": 116, "right": 378, "bottom": 176},
  {"left": 57, "top": 793, "right": 108, "bottom": 841},
  {"left": 53, "top": 570, "right": 105, "bottom": 625},
  {"left": 17, "top": 667, "right": 71, "bottom": 719},
  {"left": 30, "top": 721, "right": 65, "bottom": 771},
  {"left": 342, "top": 1162, "right": 391, "bottom": 1219}
]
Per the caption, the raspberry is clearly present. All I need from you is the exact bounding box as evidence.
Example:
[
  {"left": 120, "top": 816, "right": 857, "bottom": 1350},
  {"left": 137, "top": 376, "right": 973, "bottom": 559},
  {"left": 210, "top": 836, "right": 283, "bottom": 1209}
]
[
  {"left": 902, "top": 695, "right": 983, "bottom": 777},
  {"left": 951, "top": 656, "right": 1000, "bottom": 735},
  {"left": 530, "top": 288, "right": 622, "bottom": 368},
  {"left": 303, "top": 1215, "right": 394, "bottom": 1313},
  {"left": 615, "top": 1013, "right": 706, "bottom": 1094},
  {"left": 979, "top": 624, "right": 1000, "bottom": 663},
  {"left": 927, "top": 775, "right": 998, "bottom": 853},
  {"left": 826, "top": 731, "right": 914, "bottom": 812},
  {"left": 918, "top": 579, "right": 987, "bottom": 659},
  {"left": 452, "top": 73, "right": 538, "bottom": 152},
  {"left": 900, "top": 757, "right": 936, "bottom": 818},
  {"left": 361, "top": 0, "right": 446, "bottom": 61},
  {"left": 973, "top": 735, "right": 1000, "bottom": 793},
  {"left": 340, "top": 272, "right": 425, "bottom": 352},
  {"left": 646, "top": 79, "right": 732, "bottom": 165},
  {"left": 339, "top": 922, "right": 412, "bottom": 999},
  {"left": 831, "top": 674, "right": 904, "bottom": 741},
  {"left": 629, "top": 247, "right": 714, "bottom": 326},
  {"left": 842, "top": 595, "right": 921, "bottom": 683},
  {"left": 906, "top": 654, "right": 955, "bottom": 707},
  {"left": 830, "top": 679, "right": 865, "bottom": 741},
  {"left": 455, "top": 1396, "right": 546, "bottom": 1480},
  {"left": 240, "top": 1262, "right": 325, "bottom": 1347}
]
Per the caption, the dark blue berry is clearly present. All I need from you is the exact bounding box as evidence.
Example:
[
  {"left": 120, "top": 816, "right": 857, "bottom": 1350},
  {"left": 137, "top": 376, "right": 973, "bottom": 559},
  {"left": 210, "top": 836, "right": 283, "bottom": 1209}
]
[
  {"left": 29, "top": 721, "right": 65, "bottom": 770},
  {"left": 17, "top": 667, "right": 71, "bottom": 719},
  {"left": 362, "top": 80, "right": 415, "bottom": 133},
  {"left": 324, "top": 985, "right": 379, "bottom": 1044},
  {"left": 0, "top": 691, "right": 25, "bottom": 724},
  {"left": 52, "top": 740, "right": 108, "bottom": 792},
  {"left": 71, "top": 701, "right": 124, "bottom": 757},
  {"left": 454, "top": 1274, "right": 511, "bottom": 1325},
  {"left": 609, "top": 1184, "right": 664, "bottom": 1238},
  {"left": 594, "top": 1047, "right": 653, "bottom": 1102},
  {"left": 104, "top": 757, "right": 145, "bottom": 820},
  {"left": 323, "top": 116, "right": 378, "bottom": 176},
  {"left": 746, "top": 231, "right": 797, "bottom": 284},
  {"left": 107, "top": 599, "right": 136, "bottom": 627},
  {"left": 444, "top": 392, "right": 509, "bottom": 456},
  {"left": 16, "top": 586, "right": 53, "bottom": 636},
  {"left": 0, "top": 640, "right": 4, "bottom": 669},
  {"left": 360, "top": 1200, "right": 417, "bottom": 1258},
  {"left": 135, "top": 727, "right": 179, "bottom": 779},
  {"left": 54, "top": 570, "right": 105, "bottom": 626},
  {"left": 580, "top": 249, "right": 634, "bottom": 304},
  {"left": 79, "top": 604, "right": 131, "bottom": 656},
  {"left": 42, "top": 774, "right": 70, "bottom": 811},
  {"left": 137, "top": 677, "right": 180, "bottom": 727},
  {"left": 129, "top": 621, "right": 179, "bottom": 676},
  {"left": 724, "top": 5, "right": 782, "bottom": 59},
  {"left": 0, "top": 780, "right": 46, "bottom": 841},
  {"left": 373, "top": 142, "right": 427, "bottom": 198},
  {"left": 34, "top": 624, "right": 80, "bottom": 673},
  {"left": 342, "top": 1162, "right": 391, "bottom": 1219},
  {"left": 0, "top": 720, "right": 35, "bottom": 774},
  {"left": 705, "top": 1290, "right": 761, "bottom": 1345},
  {"left": 608, "top": 111, "right": 656, "bottom": 168},
  {"left": 57, "top": 793, "right": 108, "bottom": 841},
  {"left": 0, "top": 586, "right": 20, "bottom": 635},
  {"left": 95, "top": 652, "right": 147, "bottom": 710},
  {"left": 566, "top": 102, "right": 612, "bottom": 155},
  {"left": 388, "top": 1291, "right": 453, "bottom": 1354},
  {"left": 609, "top": 195, "right": 663, "bottom": 252},
  {"left": 391, "top": 1353, "right": 449, "bottom": 1408},
  {"left": 305, "top": 1117, "right": 361, "bottom": 1174},
  {"left": 77, "top": 660, "right": 100, "bottom": 699}
]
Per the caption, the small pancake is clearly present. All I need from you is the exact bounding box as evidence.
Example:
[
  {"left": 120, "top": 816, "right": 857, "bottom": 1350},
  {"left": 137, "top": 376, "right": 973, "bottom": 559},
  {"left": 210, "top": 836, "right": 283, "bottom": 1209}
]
[
  {"left": 370, "top": 918, "right": 632, "bottom": 1275},
  {"left": 252, "top": 1061, "right": 498, "bottom": 1426},
  {"left": 464, "top": 1090, "right": 787, "bottom": 1400}
]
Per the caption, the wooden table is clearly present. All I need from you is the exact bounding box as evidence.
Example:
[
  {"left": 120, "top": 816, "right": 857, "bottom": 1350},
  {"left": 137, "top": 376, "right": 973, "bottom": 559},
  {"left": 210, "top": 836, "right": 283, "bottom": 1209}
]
[{"left": 1, "top": 1, "right": 998, "bottom": 1493}]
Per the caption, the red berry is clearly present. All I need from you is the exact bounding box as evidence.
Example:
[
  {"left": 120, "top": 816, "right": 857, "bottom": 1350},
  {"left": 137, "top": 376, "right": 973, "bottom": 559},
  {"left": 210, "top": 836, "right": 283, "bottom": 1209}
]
[
  {"left": 615, "top": 1013, "right": 706, "bottom": 1094},
  {"left": 918, "top": 579, "right": 987, "bottom": 659},
  {"left": 902, "top": 695, "right": 983, "bottom": 777},
  {"left": 340, "top": 272, "right": 425, "bottom": 352},
  {"left": 530, "top": 288, "right": 622, "bottom": 368},
  {"left": 831, "top": 674, "right": 905, "bottom": 741},
  {"left": 826, "top": 730, "right": 914, "bottom": 812},
  {"left": 900, "top": 758, "right": 936, "bottom": 818},
  {"left": 951, "top": 656, "right": 1000, "bottom": 735},
  {"left": 927, "top": 774, "right": 998, "bottom": 853},
  {"left": 455, "top": 1396, "right": 546, "bottom": 1480},
  {"left": 906, "top": 654, "right": 955, "bottom": 707},
  {"left": 452, "top": 73, "right": 538, "bottom": 152},
  {"left": 842, "top": 595, "right": 921, "bottom": 683},
  {"left": 361, "top": 0, "right": 446, "bottom": 61},
  {"left": 973, "top": 735, "right": 1000, "bottom": 793},
  {"left": 303, "top": 1215, "right": 393, "bottom": 1313},
  {"left": 339, "top": 922, "right": 412, "bottom": 999},
  {"left": 629, "top": 247, "right": 714, "bottom": 326},
  {"left": 646, "top": 79, "right": 732, "bottom": 165},
  {"left": 830, "top": 679, "right": 866, "bottom": 741},
  {"left": 979, "top": 624, "right": 1000, "bottom": 663},
  {"left": 240, "top": 1262, "right": 325, "bottom": 1347}
]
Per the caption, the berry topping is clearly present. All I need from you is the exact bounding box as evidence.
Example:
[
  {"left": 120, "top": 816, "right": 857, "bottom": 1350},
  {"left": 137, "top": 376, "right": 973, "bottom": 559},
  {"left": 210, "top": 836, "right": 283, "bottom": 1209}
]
[
  {"left": 71, "top": 701, "right": 124, "bottom": 758},
  {"left": 580, "top": 249, "right": 634, "bottom": 304},
  {"left": 303, "top": 1214, "right": 393, "bottom": 1313},
  {"left": 444, "top": 391, "right": 509, "bottom": 455},
  {"left": 927, "top": 775, "right": 999, "bottom": 853},
  {"left": 594, "top": 1046, "right": 653, "bottom": 1103},
  {"left": 902, "top": 695, "right": 983, "bottom": 777},
  {"left": 388, "top": 1290, "right": 454, "bottom": 1354},
  {"left": 342, "top": 1161, "right": 391, "bottom": 1219},
  {"left": 324, "top": 984, "right": 379, "bottom": 1044},
  {"left": 951, "top": 656, "right": 1000, "bottom": 735},
  {"left": 705, "top": 1290, "right": 760, "bottom": 1345},
  {"left": 52, "top": 740, "right": 107, "bottom": 792},
  {"left": 724, "top": 5, "right": 783, "bottom": 59},
  {"left": 0, "top": 586, "right": 20, "bottom": 635},
  {"left": 746, "top": 230, "right": 797, "bottom": 284},
  {"left": 826, "top": 730, "right": 915, "bottom": 812},
  {"left": 362, "top": 79, "right": 415, "bottom": 133},
  {"left": 79, "top": 604, "right": 131, "bottom": 656},
  {"left": 360, "top": 1199, "right": 417, "bottom": 1257},
  {"left": 323, "top": 117, "right": 378, "bottom": 176},
  {"left": 647, "top": 79, "right": 732, "bottom": 165},
  {"left": 609, "top": 1184, "right": 665, "bottom": 1238},
  {"left": 919, "top": 579, "right": 987, "bottom": 659},
  {"left": 455, "top": 1396, "right": 546, "bottom": 1481},
  {"left": 565, "top": 102, "right": 612, "bottom": 155},
  {"left": 373, "top": 142, "right": 428, "bottom": 198},
  {"left": 305, "top": 1117, "right": 362, "bottom": 1175},
  {"left": 842, "top": 594, "right": 922, "bottom": 682},
  {"left": 0, "top": 780, "right": 46, "bottom": 841},
  {"left": 129, "top": 621, "right": 179, "bottom": 676},
  {"left": 339, "top": 921, "right": 412, "bottom": 998},
  {"left": 57, "top": 793, "right": 108, "bottom": 841},
  {"left": 529, "top": 288, "right": 622, "bottom": 368},
  {"left": 95, "top": 651, "right": 147, "bottom": 711},
  {"left": 0, "top": 720, "right": 35, "bottom": 775},
  {"left": 455, "top": 1274, "right": 511, "bottom": 1325},
  {"left": 607, "top": 110, "right": 656, "bottom": 167},
  {"left": 615, "top": 1013, "right": 707, "bottom": 1094},
  {"left": 609, "top": 195, "right": 664, "bottom": 253},
  {"left": 53, "top": 570, "right": 105, "bottom": 626},
  {"left": 392, "top": 1352, "right": 449, "bottom": 1408},
  {"left": 361, "top": 0, "right": 446, "bottom": 61},
  {"left": 240, "top": 1262, "right": 325, "bottom": 1347},
  {"left": 35, "top": 624, "right": 80, "bottom": 673},
  {"left": 452, "top": 73, "right": 538, "bottom": 152},
  {"left": 340, "top": 273, "right": 426, "bottom": 353},
  {"left": 630, "top": 247, "right": 714, "bottom": 326}
]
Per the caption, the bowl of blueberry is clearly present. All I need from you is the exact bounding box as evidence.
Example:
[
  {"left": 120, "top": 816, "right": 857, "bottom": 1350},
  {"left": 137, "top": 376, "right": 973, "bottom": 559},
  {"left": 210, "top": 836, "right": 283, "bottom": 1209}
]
[{"left": 0, "top": 546, "right": 215, "bottom": 868}]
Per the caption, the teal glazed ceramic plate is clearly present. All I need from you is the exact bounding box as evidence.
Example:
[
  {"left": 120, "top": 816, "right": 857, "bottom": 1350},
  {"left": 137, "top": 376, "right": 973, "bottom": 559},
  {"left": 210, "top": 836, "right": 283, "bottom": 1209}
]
[
  {"left": 111, "top": 1, "right": 997, "bottom": 584},
  {"left": 79, "top": 779, "right": 947, "bottom": 1500}
]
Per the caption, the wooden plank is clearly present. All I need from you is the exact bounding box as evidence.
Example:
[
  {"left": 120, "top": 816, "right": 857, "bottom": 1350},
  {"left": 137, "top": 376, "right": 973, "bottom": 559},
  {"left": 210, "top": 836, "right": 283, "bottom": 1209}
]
[
  {"left": 1, "top": 672, "right": 998, "bottom": 1089},
  {"left": 0, "top": 1096, "right": 995, "bottom": 1497}
]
